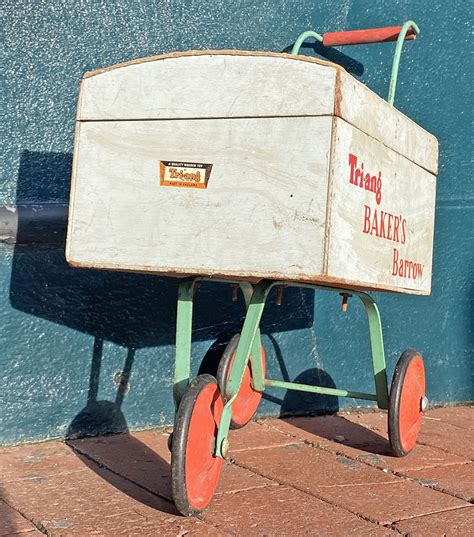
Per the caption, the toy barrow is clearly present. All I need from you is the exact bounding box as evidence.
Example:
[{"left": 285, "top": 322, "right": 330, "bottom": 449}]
[{"left": 66, "top": 21, "right": 438, "bottom": 516}]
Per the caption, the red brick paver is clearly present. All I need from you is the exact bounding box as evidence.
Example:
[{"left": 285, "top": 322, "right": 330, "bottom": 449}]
[
  {"left": 1, "top": 443, "right": 220, "bottom": 536},
  {"left": 0, "top": 406, "right": 472, "bottom": 536},
  {"left": 68, "top": 430, "right": 276, "bottom": 502},
  {"left": 258, "top": 414, "right": 470, "bottom": 472},
  {"left": 230, "top": 441, "right": 467, "bottom": 525},
  {"left": 204, "top": 485, "right": 396, "bottom": 536},
  {"left": 0, "top": 499, "right": 42, "bottom": 536},
  {"left": 404, "top": 462, "right": 474, "bottom": 502},
  {"left": 308, "top": 480, "right": 466, "bottom": 526},
  {"left": 426, "top": 406, "right": 474, "bottom": 430},
  {"left": 231, "top": 442, "right": 396, "bottom": 489},
  {"left": 393, "top": 505, "right": 474, "bottom": 536},
  {"left": 418, "top": 417, "right": 474, "bottom": 459},
  {"left": 0, "top": 442, "right": 85, "bottom": 481}
]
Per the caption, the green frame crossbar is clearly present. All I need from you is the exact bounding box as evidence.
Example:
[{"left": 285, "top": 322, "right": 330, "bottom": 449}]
[{"left": 173, "top": 278, "right": 389, "bottom": 459}]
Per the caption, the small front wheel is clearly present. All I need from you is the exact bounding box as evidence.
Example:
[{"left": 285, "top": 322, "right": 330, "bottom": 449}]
[
  {"left": 171, "top": 374, "right": 223, "bottom": 516},
  {"left": 388, "top": 350, "right": 427, "bottom": 457},
  {"left": 217, "top": 334, "right": 266, "bottom": 429}
]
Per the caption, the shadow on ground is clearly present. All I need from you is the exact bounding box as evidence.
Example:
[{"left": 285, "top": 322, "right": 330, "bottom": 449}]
[
  {"left": 0, "top": 486, "right": 22, "bottom": 536},
  {"left": 66, "top": 433, "right": 179, "bottom": 515},
  {"left": 281, "top": 413, "right": 392, "bottom": 456}
]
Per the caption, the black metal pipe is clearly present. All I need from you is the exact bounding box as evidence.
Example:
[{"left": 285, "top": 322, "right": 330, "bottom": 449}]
[{"left": 0, "top": 204, "right": 68, "bottom": 245}]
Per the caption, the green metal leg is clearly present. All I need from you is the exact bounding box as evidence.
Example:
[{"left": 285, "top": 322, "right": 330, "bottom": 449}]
[
  {"left": 353, "top": 292, "right": 389, "bottom": 410},
  {"left": 215, "top": 281, "right": 274, "bottom": 457},
  {"left": 237, "top": 282, "right": 265, "bottom": 393},
  {"left": 173, "top": 278, "right": 196, "bottom": 408},
  {"left": 173, "top": 277, "right": 263, "bottom": 409}
]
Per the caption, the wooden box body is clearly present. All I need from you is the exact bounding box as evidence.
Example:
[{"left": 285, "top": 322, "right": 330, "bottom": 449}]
[{"left": 67, "top": 51, "right": 438, "bottom": 295}]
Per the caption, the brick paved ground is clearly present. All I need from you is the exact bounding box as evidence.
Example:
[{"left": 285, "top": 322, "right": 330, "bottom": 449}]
[{"left": 1, "top": 406, "right": 472, "bottom": 536}]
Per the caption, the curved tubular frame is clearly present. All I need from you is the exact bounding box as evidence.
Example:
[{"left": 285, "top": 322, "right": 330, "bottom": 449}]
[
  {"left": 172, "top": 277, "right": 390, "bottom": 459},
  {"left": 213, "top": 279, "right": 389, "bottom": 456},
  {"left": 387, "top": 20, "right": 420, "bottom": 106},
  {"left": 291, "top": 30, "right": 323, "bottom": 55},
  {"left": 291, "top": 20, "right": 420, "bottom": 107}
]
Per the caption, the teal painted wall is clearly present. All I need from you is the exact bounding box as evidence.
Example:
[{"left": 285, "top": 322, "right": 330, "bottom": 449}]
[{"left": 1, "top": 1, "right": 472, "bottom": 444}]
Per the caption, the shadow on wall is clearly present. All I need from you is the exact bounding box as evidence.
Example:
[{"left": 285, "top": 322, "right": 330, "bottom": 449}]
[
  {"left": 281, "top": 40, "right": 364, "bottom": 76},
  {"left": 263, "top": 335, "right": 340, "bottom": 416},
  {"left": 9, "top": 150, "right": 318, "bottom": 438},
  {"left": 8, "top": 151, "right": 370, "bottom": 518}
]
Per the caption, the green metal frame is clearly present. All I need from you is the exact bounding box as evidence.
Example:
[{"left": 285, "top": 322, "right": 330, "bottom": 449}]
[
  {"left": 291, "top": 30, "right": 323, "bottom": 55},
  {"left": 290, "top": 20, "right": 420, "bottom": 107},
  {"left": 173, "top": 277, "right": 263, "bottom": 408},
  {"left": 173, "top": 278, "right": 389, "bottom": 459},
  {"left": 387, "top": 20, "right": 420, "bottom": 106}
]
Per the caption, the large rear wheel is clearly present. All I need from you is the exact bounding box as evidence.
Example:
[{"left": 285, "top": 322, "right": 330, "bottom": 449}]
[{"left": 388, "top": 350, "right": 427, "bottom": 457}]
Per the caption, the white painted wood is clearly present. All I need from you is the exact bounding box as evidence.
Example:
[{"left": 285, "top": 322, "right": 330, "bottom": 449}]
[
  {"left": 68, "top": 51, "right": 438, "bottom": 294},
  {"left": 80, "top": 52, "right": 337, "bottom": 120},
  {"left": 337, "top": 71, "right": 438, "bottom": 174},
  {"left": 326, "top": 118, "right": 436, "bottom": 294},
  {"left": 67, "top": 117, "right": 333, "bottom": 280}
]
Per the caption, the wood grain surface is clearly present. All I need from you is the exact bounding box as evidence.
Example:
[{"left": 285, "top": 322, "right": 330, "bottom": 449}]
[{"left": 67, "top": 51, "right": 438, "bottom": 294}]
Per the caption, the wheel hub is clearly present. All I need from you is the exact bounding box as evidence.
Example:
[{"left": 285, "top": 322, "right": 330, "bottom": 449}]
[{"left": 420, "top": 396, "right": 429, "bottom": 413}]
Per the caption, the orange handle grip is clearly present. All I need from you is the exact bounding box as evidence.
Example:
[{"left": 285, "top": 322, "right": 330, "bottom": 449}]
[{"left": 323, "top": 26, "right": 416, "bottom": 46}]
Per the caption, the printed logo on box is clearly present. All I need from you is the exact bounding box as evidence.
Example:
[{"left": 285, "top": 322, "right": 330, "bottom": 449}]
[
  {"left": 346, "top": 152, "right": 425, "bottom": 282},
  {"left": 160, "top": 161, "right": 213, "bottom": 189}
]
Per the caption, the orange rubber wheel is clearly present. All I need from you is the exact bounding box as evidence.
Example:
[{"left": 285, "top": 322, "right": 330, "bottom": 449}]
[
  {"left": 171, "top": 374, "right": 223, "bottom": 516},
  {"left": 216, "top": 334, "right": 266, "bottom": 429},
  {"left": 388, "top": 350, "right": 427, "bottom": 457}
]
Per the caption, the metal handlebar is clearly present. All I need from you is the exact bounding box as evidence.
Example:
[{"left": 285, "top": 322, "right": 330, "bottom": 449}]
[{"left": 291, "top": 20, "right": 420, "bottom": 107}]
